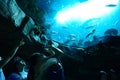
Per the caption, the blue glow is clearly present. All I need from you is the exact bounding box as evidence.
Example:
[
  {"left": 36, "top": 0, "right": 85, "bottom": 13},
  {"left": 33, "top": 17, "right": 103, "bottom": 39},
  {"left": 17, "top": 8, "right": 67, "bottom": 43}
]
[
  {"left": 55, "top": 0, "right": 119, "bottom": 24},
  {"left": 37, "top": 0, "right": 120, "bottom": 47}
]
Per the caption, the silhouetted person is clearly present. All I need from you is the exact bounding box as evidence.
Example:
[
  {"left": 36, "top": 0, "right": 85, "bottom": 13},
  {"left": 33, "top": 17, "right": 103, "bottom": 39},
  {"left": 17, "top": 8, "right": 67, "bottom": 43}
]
[
  {"left": 27, "top": 53, "right": 65, "bottom": 80},
  {"left": 7, "top": 56, "right": 28, "bottom": 80},
  {"left": 0, "top": 40, "right": 25, "bottom": 80}
]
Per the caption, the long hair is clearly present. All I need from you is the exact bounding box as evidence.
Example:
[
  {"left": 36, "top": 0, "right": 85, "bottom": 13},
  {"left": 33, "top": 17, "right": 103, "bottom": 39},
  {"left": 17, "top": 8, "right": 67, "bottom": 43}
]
[
  {"left": 27, "top": 53, "right": 58, "bottom": 80},
  {"left": 27, "top": 53, "right": 47, "bottom": 80}
]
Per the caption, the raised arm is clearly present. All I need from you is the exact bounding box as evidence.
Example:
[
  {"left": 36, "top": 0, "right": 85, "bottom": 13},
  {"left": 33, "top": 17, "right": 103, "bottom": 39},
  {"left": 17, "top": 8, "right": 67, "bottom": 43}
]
[{"left": 0, "top": 40, "right": 25, "bottom": 69}]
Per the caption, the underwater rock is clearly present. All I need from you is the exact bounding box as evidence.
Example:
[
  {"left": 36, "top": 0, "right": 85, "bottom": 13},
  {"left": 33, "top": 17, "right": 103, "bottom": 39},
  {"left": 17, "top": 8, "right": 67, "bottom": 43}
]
[
  {"left": 0, "top": 0, "right": 10, "bottom": 18},
  {"left": 22, "top": 16, "right": 36, "bottom": 41},
  {"left": 0, "top": 0, "right": 41, "bottom": 56},
  {"left": 104, "top": 28, "right": 118, "bottom": 36},
  {"left": 0, "top": 0, "right": 42, "bottom": 40},
  {"left": 102, "top": 36, "right": 120, "bottom": 48},
  {"left": 0, "top": 0, "right": 37, "bottom": 41},
  {"left": 16, "top": 0, "right": 45, "bottom": 25},
  {"left": 8, "top": 0, "right": 26, "bottom": 26},
  {"left": 84, "top": 36, "right": 120, "bottom": 49},
  {"left": 0, "top": 0, "right": 26, "bottom": 27}
]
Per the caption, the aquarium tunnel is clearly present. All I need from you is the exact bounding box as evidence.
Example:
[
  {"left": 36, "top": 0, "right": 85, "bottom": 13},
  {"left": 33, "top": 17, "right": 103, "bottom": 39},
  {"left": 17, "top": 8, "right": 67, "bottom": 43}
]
[
  {"left": 1, "top": 0, "right": 120, "bottom": 80},
  {"left": 37, "top": 0, "right": 120, "bottom": 48}
]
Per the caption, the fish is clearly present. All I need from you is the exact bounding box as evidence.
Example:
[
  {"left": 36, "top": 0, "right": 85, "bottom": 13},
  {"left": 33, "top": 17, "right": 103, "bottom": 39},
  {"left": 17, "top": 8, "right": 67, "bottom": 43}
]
[
  {"left": 70, "top": 37, "right": 76, "bottom": 41},
  {"left": 67, "top": 34, "right": 76, "bottom": 41},
  {"left": 106, "top": 4, "right": 117, "bottom": 7},
  {"left": 86, "top": 29, "right": 96, "bottom": 38},
  {"left": 115, "top": 20, "right": 120, "bottom": 26},
  {"left": 69, "top": 34, "right": 76, "bottom": 38},
  {"left": 64, "top": 34, "right": 77, "bottom": 44},
  {"left": 85, "top": 24, "right": 97, "bottom": 29},
  {"left": 62, "top": 26, "right": 68, "bottom": 29},
  {"left": 51, "top": 31, "right": 58, "bottom": 34},
  {"left": 82, "top": 18, "right": 100, "bottom": 28}
]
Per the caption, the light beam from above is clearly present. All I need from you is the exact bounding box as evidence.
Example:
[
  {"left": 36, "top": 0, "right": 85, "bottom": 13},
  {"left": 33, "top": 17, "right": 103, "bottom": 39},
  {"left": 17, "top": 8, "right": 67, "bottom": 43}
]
[{"left": 55, "top": 0, "right": 119, "bottom": 24}]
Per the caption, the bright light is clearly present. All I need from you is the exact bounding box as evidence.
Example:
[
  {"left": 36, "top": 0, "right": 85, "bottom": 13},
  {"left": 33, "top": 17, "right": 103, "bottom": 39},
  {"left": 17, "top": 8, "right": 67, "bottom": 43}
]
[{"left": 55, "top": 0, "right": 119, "bottom": 24}]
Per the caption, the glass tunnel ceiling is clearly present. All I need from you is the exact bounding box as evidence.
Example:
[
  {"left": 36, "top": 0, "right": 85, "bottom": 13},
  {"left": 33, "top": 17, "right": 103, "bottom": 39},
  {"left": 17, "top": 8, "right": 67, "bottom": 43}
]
[{"left": 37, "top": 0, "right": 120, "bottom": 47}]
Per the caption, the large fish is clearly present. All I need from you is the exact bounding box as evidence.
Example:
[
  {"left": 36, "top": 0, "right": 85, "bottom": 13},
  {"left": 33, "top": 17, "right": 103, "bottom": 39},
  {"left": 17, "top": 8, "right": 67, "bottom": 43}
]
[
  {"left": 85, "top": 24, "right": 97, "bottom": 29},
  {"left": 86, "top": 29, "right": 96, "bottom": 38},
  {"left": 106, "top": 4, "right": 117, "bottom": 7},
  {"left": 82, "top": 18, "right": 100, "bottom": 29}
]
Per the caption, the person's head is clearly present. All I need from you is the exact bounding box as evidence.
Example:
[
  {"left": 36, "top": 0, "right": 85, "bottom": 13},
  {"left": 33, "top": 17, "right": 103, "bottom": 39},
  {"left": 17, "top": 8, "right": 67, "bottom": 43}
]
[
  {"left": 29, "top": 53, "right": 47, "bottom": 66},
  {"left": 28, "top": 53, "right": 59, "bottom": 80},
  {"left": 27, "top": 53, "right": 47, "bottom": 80},
  {"left": 13, "top": 56, "right": 26, "bottom": 72}
]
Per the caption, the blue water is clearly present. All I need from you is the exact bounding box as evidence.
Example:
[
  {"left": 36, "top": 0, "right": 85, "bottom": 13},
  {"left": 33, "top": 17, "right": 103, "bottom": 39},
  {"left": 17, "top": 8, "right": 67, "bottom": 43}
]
[{"left": 37, "top": 0, "right": 120, "bottom": 47}]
